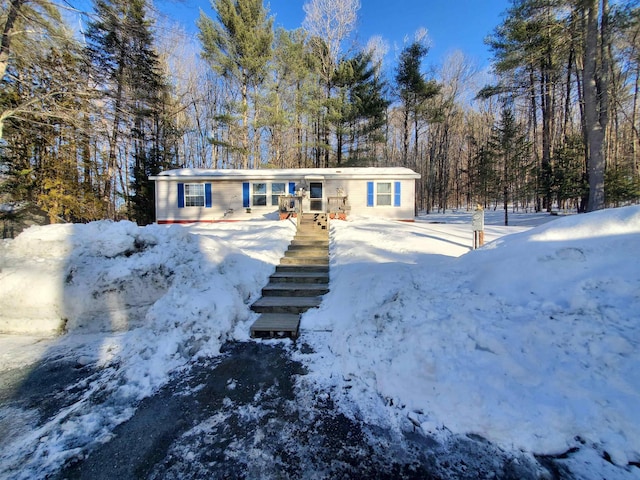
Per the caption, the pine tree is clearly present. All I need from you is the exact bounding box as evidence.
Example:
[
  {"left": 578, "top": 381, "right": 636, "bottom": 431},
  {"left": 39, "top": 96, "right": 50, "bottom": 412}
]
[
  {"left": 86, "top": 0, "right": 173, "bottom": 223},
  {"left": 395, "top": 41, "right": 440, "bottom": 169},
  {"left": 303, "top": 0, "right": 360, "bottom": 167},
  {"left": 331, "top": 52, "right": 389, "bottom": 165},
  {"left": 489, "top": 102, "right": 531, "bottom": 225},
  {"left": 486, "top": 0, "right": 569, "bottom": 212},
  {"left": 1, "top": 2, "right": 105, "bottom": 223},
  {"left": 198, "top": 0, "right": 273, "bottom": 169}
]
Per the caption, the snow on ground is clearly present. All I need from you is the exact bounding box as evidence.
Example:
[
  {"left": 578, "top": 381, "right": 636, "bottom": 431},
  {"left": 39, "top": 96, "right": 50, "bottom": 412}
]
[
  {"left": 0, "top": 206, "right": 639, "bottom": 479},
  {"left": 298, "top": 206, "right": 640, "bottom": 478},
  {"left": 0, "top": 216, "right": 295, "bottom": 479}
]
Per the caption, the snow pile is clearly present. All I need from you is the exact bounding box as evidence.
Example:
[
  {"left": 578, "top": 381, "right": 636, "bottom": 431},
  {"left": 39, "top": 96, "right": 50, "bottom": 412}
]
[
  {"left": 299, "top": 206, "right": 640, "bottom": 472},
  {"left": 0, "top": 220, "right": 294, "bottom": 336},
  {"left": 0, "top": 219, "right": 294, "bottom": 478},
  {"left": 0, "top": 224, "right": 73, "bottom": 334},
  {"left": 1, "top": 207, "right": 639, "bottom": 479}
]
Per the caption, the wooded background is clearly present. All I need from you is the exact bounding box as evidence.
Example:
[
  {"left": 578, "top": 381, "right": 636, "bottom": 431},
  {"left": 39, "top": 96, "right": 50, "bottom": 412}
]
[{"left": 1, "top": 0, "right": 638, "bottom": 229}]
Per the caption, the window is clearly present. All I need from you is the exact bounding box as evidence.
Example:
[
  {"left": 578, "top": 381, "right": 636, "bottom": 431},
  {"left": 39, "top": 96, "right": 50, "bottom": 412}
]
[
  {"left": 185, "top": 183, "right": 205, "bottom": 207},
  {"left": 271, "top": 183, "right": 286, "bottom": 206},
  {"left": 367, "top": 181, "right": 401, "bottom": 207},
  {"left": 253, "top": 183, "right": 267, "bottom": 206},
  {"left": 376, "top": 182, "right": 392, "bottom": 206}
]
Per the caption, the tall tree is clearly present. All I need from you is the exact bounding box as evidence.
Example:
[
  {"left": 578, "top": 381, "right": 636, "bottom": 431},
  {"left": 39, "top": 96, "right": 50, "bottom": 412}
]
[
  {"left": 303, "top": 0, "right": 360, "bottom": 167},
  {"left": 0, "top": 0, "right": 107, "bottom": 223},
  {"left": 86, "top": 0, "right": 172, "bottom": 222},
  {"left": 489, "top": 101, "right": 532, "bottom": 225},
  {"left": 198, "top": 0, "right": 273, "bottom": 169},
  {"left": 263, "top": 28, "right": 319, "bottom": 168},
  {"left": 331, "top": 52, "right": 389, "bottom": 165},
  {"left": 395, "top": 39, "right": 440, "bottom": 170},
  {"left": 486, "top": 0, "right": 568, "bottom": 212},
  {"left": 582, "top": 0, "right": 610, "bottom": 211},
  {"left": 0, "top": 0, "right": 73, "bottom": 139}
]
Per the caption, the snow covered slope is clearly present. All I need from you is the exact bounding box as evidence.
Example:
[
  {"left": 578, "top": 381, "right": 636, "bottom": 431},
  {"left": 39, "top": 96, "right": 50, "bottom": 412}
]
[{"left": 299, "top": 206, "right": 640, "bottom": 477}]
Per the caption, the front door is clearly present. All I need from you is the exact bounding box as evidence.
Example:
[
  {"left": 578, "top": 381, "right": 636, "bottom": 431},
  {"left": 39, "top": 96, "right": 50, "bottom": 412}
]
[{"left": 309, "top": 182, "right": 323, "bottom": 211}]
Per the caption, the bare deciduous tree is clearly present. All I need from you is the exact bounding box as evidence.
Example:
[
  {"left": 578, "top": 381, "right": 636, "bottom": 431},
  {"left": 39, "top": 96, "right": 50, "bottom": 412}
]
[{"left": 302, "top": 0, "right": 360, "bottom": 70}]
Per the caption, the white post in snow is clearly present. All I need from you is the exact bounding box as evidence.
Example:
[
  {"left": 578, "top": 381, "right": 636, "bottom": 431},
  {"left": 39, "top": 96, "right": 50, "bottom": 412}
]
[{"left": 472, "top": 204, "right": 485, "bottom": 249}]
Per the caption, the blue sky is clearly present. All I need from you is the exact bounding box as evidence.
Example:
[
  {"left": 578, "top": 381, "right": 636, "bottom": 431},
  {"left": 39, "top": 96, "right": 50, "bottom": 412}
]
[{"left": 160, "top": 0, "right": 511, "bottom": 69}]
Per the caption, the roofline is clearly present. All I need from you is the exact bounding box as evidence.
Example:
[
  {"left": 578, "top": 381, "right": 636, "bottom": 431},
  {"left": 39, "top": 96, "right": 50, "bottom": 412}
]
[{"left": 150, "top": 167, "right": 421, "bottom": 181}]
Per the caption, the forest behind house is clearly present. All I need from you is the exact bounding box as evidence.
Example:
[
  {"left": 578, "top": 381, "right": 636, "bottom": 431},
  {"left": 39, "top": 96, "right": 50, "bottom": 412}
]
[{"left": 1, "top": 0, "right": 639, "bottom": 233}]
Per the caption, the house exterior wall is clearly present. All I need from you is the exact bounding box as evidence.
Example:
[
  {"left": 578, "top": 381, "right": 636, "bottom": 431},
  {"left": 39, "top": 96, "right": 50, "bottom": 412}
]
[
  {"left": 324, "top": 178, "right": 416, "bottom": 220},
  {"left": 151, "top": 168, "right": 420, "bottom": 223},
  {"left": 155, "top": 180, "right": 249, "bottom": 223}
]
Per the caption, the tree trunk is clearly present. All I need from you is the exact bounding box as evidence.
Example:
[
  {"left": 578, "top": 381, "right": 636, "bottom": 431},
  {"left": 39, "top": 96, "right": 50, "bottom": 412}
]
[
  {"left": 541, "top": 68, "right": 553, "bottom": 211},
  {"left": 633, "top": 61, "right": 640, "bottom": 175},
  {"left": 241, "top": 79, "right": 249, "bottom": 169},
  {"left": 0, "top": 0, "right": 26, "bottom": 140},
  {"left": 0, "top": 0, "right": 25, "bottom": 82},
  {"left": 106, "top": 59, "right": 126, "bottom": 220},
  {"left": 413, "top": 107, "right": 420, "bottom": 171},
  {"left": 583, "top": 0, "right": 608, "bottom": 212},
  {"left": 402, "top": 107, "right": 410, "bottom": 167}
]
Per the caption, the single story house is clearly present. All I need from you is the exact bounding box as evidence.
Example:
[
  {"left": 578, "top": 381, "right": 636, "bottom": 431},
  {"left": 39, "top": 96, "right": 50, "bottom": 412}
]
[{"left": 149, "top": 167, "right": 421, "bottom": 223}]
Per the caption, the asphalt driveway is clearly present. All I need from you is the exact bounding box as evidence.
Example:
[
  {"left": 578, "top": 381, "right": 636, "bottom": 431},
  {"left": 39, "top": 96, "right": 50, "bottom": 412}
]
[{"left": 1, "top": 341, "right": 567, "bottom": 479}]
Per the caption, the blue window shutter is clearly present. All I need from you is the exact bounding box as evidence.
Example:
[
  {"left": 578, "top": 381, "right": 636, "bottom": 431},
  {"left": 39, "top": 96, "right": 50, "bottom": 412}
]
[
  {"left": 288, "top": 182, "right": 296, "bottom": 195},
  {"left": 366, "top": 182, "right": 374, "bottom": 207},
  {"left": 205, "top": 183, "right": 212, "bottom": 208},
  {"left": 394, "top": 182, "right": 401, "bottom": 207},
  {"left": 177, "top": 183, "right": 185, "bottom": 208},
  {"left": 242, "top": 182, "right": 250, "bottom": 208}
]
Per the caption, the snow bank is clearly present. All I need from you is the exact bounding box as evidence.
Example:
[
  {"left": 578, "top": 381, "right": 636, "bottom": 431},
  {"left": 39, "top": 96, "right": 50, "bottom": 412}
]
[
  {"left": 0, "top": 220, "right": 295, "bottom": 335},
  {"left": 298, "top": 206, "right": 640, "bottom": 473},
  {"left": 0, "top": 219, "right": 295, "bottom": 479},
  {"left": 0, "top": 224, "right": 74, "bottom": 334}
]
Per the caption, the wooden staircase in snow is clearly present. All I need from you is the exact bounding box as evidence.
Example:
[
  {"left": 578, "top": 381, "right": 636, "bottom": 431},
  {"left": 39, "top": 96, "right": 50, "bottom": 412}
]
[{"left": 250, "top": 214, "right": 329, "bottom": 339}]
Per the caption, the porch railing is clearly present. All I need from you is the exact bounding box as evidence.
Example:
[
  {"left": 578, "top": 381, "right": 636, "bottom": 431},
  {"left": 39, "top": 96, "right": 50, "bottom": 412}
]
[
  {"left": 278, "top": 195, "right": 303, "bottom": 221},
  {"left": 327, "top": 196, "right": 350, "bottom": 218}
]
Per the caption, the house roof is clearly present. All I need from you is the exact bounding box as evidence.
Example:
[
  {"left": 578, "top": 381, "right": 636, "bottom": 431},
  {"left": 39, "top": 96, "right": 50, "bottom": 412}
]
[{"left": 150, "top": 167, "right": 421, "bottom": 181}]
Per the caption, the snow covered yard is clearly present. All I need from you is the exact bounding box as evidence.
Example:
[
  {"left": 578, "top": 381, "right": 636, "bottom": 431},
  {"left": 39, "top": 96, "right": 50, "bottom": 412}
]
[
  {"left": 299, "top": 206, "right": 640, "bottom": 479},
  {"left": 0, "top": 206, "right": 639, "bottom": 479}
]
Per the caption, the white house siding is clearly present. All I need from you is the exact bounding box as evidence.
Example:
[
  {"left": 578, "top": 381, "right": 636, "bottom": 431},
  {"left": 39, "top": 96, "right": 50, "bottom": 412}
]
[
  {"left": 154, "top": 180, "right": 248, "bottom": 223},
  {"left": 333, "top": 178, "right": 417, "bottom": 220},
  {"left": 151, "top": 168, "right": 420, "bottom": 223}
]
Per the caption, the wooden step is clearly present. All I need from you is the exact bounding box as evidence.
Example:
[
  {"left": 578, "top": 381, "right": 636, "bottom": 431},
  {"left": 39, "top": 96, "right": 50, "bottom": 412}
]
[
  {"left": 250, "top": 296, "right": 323, "bottom": 314},
  {"left": 295, "top": 228, "right": 328, "bottom": 235},
  {"left": 270, "top": 271, "right": 329, "bottom": 284},
  {"left": 275, "top": 264, "right": 329, "bottom": 273},
  {"left": 250, "top": 313, "right": 300, "bottom": 339},
  {"left": 300, "top": 215, "right": 326, "bottom": 221},
  {"left": 297, "top": 222, "right": 327, "bottom": 229},
  {"left": 280, "top": 256, "right": 329, "bottom": 265},
  {"left": 262, "top": 283, "right": 329, "bottom": 297},
  {"left": 294, "top": 235, "right": 328, "bottom": 242},
  {"left": 284, "top": 248, "right": 328, "bottom": 258},
  {"left": 290, "top": 239, "right": 329, "bottom": 247},
  {"left": 298, "top": 224, "right": 327, "bottom": 230}
]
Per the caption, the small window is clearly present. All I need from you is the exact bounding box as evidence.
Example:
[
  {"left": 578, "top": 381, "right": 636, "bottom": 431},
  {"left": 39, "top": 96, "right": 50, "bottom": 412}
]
[
  {"left": 253, "top": 183, "right": 267, "bottom": 206},
  {"left": 185, "top": 183, "right": 205, "bottom": 207},
  {"left": 272, "top": 183, "right": 286, "bottom": 206},
  {"left": 376, "top": 182, "right": 392, "bottom": 206}
]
